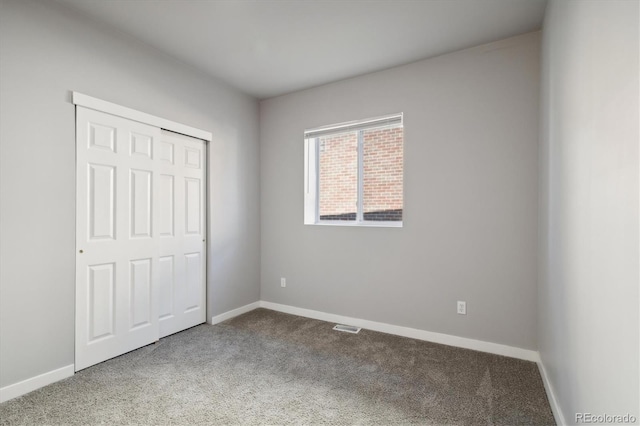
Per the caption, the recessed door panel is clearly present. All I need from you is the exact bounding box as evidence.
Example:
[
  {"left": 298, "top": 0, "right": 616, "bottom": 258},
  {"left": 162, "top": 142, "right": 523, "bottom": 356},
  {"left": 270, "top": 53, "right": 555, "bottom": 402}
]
[
  {"left": 130, "top": 169, "right": 152, "bottom": 238},
  {"left": 88, "top": 263, "right": 115, "bottom": 342},
  {"left": 159, "top": 141, "right": 174, "bottom": 164},
  {"left": 89, "top": 123, "right": 116, "bottom": 152},
  {"left": 184, "top": 253, "right": 201, "bottom": 312},
  {"left": 159, "top": 174, "right": 174, "bottom": 237},
  {"left": 130, "top": 259, "right": 152, "bottom": 329},
  {"left": 158, "top": 256, "right": 174, "bottom": 320},
  {"left": 89, "top": 164, "right": 115, "bottom": 241},
  {"left": 130, "top": 132, "right": 153, "bottom": 159},
  {"left": 184, "top": 147, "right": 200, "bottom": 169},
  {"left": 185, "top": 178, "right": 201, "bottom": 235}
]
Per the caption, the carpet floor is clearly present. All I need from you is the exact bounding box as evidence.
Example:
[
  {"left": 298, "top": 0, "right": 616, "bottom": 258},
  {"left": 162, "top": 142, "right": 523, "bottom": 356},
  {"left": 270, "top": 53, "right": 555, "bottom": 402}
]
[{"left": 0, "top": 308, "right": 555, "bottom": 425}]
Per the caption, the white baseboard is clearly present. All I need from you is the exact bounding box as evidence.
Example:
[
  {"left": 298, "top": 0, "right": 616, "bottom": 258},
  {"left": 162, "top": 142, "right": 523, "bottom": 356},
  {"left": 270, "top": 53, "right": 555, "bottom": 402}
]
[
  {"left": 210, "top": 301, "right": 261, "bottom": 325},
  {"left": 259, "top": 301, "right": 540, "bottom": 362},
  {"left": 1, "top": 302, "right": 261, "bottom": 404},
  {"left": 0, "top": 364, "right": 74, "bottom": 403},
  {"left": 1, "top": 301, "right": 547, "bottom": 406},
  {"left": 537, "top": 359, "right": 566, "bottom": 425}
]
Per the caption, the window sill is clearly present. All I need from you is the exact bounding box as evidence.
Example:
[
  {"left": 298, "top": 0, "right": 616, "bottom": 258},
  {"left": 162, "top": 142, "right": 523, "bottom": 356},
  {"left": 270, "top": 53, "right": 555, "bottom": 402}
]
[{"left": 307, "top": 221, "right": 403, "bottom": 228}]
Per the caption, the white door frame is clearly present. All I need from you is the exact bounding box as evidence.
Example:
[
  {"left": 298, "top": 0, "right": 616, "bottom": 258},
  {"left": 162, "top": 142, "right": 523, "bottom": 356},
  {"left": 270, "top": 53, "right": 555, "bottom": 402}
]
[{"left": 73, "top": 92, "right": 212, "bottom": 367}]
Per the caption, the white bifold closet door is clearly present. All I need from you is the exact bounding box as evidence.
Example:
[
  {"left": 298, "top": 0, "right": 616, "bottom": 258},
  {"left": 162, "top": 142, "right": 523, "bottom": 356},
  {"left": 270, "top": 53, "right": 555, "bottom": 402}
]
[{"left": 75, "top": 107, "right": 206, "bottom": 371}]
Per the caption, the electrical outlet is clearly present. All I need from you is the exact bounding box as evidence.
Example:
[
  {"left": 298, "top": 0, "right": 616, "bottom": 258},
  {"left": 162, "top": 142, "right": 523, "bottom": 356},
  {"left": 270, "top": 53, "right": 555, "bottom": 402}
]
[
  {"left": 457, "top": 301, "right": 466, "bottom": 315},
  {"left": 280, "top": 277, "right": 286, "bottom": 288}
]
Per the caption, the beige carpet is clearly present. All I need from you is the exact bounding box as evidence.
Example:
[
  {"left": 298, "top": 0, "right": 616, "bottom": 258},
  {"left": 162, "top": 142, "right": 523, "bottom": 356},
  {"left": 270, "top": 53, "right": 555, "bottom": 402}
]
[{"left": 0, "top": 308, "right": 555, "bottom": 425}]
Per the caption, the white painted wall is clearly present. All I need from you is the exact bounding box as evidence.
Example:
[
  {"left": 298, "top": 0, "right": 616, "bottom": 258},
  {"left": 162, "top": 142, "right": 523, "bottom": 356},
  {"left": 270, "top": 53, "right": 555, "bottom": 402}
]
[
  {"left": 260, "top": 32, "right": 541, "bottom": 350},
  {"left": 0, "top": 0, "right": 260, "bottom": 388},
  {"left": 539, "top": 0, "right": 639, "bottom": 423}
]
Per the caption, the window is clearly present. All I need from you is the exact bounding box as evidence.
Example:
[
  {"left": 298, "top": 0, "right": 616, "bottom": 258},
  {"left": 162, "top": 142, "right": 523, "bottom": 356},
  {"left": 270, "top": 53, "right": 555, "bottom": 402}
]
[{"left": 304, "top": 113, "right": 403, "bottom": 227}]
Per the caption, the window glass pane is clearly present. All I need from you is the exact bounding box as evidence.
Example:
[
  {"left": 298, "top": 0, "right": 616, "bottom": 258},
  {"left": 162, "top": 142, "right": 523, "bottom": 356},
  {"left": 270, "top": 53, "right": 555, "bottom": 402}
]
[
  {"left": 318, "top": 131, "right": 358, "bottom": 221},
  {"left": 363, "top": 126, "right": 403, "bottom": 221}
]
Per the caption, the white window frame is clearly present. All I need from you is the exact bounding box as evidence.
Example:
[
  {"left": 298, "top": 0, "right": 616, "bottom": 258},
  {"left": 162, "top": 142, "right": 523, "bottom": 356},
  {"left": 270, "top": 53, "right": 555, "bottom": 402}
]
[{"left": 304, "top": 113, "right": 403, "bottom": 228}]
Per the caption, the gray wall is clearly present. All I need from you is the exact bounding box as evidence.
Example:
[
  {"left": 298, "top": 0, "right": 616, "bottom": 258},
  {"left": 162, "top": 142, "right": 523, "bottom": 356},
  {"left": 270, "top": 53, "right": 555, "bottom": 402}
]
[
  {"left": 0, "top": 0, "right": 260, "bottom": 388},
  {"left": 539, "top": 0, "right": 639, "bottom": 422},
  {"left": 260, "top": 32, "right": 540, "bottom": 350}
]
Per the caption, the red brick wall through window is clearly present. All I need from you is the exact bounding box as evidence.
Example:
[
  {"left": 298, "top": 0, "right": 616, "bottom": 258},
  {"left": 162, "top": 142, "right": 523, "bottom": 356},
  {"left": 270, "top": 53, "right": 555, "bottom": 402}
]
[{"left": 318, "top": 127, "right": 403, "bottom": 221}]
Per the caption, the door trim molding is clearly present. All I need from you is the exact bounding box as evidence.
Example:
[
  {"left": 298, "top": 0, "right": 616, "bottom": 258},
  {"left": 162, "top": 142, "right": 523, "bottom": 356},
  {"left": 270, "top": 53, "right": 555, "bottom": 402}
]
[{"left": 72, "top": 92, "right": 212, "bottom": 141}]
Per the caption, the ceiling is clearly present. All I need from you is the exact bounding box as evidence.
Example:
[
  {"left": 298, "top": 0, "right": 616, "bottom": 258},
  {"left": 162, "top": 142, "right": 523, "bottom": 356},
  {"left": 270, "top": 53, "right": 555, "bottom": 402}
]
[{"left": 55, "top": 0, "right": 547, "bottom": 99}]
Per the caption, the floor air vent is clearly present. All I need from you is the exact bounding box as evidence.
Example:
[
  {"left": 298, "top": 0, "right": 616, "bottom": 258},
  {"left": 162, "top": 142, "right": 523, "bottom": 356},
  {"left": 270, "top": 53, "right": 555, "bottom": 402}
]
[{"left": 333, "top": 324, "right": 361, "bottom": 334}]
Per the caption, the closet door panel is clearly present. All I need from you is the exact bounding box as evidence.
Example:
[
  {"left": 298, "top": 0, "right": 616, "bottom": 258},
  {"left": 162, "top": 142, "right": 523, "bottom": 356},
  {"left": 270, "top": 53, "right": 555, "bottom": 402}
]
[
  {"left": 76, "top": 107, "right": 161, "bottom": 371},
  {"left": 158, "top": 130, "right": 206, "bottom": 338}
]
